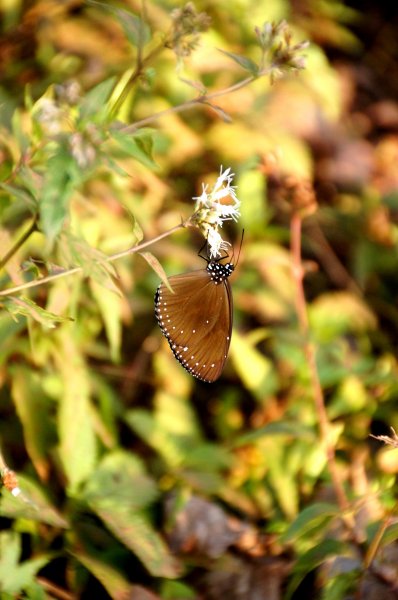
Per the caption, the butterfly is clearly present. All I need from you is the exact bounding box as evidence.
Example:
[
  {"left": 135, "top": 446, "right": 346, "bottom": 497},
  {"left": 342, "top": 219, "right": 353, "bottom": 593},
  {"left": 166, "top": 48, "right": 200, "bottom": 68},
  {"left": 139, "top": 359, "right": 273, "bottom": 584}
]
[{"left": 155, "top": 248, "right": 234, "bottom": 382}]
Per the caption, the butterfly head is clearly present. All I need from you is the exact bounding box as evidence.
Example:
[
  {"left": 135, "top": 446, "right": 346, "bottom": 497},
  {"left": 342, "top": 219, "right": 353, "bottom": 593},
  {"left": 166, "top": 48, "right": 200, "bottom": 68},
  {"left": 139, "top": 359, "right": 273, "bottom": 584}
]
[{"left": 206, "top": 260, "right": 234, "bottom": 285}]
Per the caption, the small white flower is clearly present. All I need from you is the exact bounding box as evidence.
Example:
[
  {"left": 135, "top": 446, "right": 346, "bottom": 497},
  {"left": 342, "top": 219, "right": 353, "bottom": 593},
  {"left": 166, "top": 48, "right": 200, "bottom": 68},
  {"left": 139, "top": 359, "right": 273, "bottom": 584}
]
[
  {"left": 69, "top": 133, "right": 96, "bottom": 168},
  {"left": 190, "top": 166, "right": 241, "bottom": 257},
  {"left": 35, "top": 98, "right": 63, "bottom": 135}
]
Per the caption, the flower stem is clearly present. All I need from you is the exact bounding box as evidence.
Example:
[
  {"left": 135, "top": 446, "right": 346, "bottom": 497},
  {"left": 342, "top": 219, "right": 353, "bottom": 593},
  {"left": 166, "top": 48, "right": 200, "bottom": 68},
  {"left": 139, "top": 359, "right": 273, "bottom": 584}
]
[{"left": 0, "top": 222, "right": 185, "bottom": 298}]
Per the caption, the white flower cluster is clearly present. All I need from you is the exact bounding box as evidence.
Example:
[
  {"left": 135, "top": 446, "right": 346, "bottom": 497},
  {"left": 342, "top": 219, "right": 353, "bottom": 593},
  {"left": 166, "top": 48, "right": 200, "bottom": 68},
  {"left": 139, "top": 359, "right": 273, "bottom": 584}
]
[{"left": 192, "top": 166, "right": 241, "bottom": 257}]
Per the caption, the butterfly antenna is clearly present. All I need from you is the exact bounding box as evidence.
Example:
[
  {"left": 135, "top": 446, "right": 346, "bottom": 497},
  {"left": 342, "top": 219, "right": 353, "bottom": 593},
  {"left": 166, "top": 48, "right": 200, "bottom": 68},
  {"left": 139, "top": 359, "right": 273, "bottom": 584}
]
[
  {"left": 198, "top": 237, "right": 209, "bottom": 261},
  {"left": 234, "top": 229, "right": 244, "bottom": 267}
]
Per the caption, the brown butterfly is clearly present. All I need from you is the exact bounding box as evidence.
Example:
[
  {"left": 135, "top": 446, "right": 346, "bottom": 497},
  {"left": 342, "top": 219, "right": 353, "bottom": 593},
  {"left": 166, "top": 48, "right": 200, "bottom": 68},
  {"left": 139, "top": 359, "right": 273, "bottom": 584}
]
[{"left": 155, "top": 253, "right": 234, "bottom": 382}]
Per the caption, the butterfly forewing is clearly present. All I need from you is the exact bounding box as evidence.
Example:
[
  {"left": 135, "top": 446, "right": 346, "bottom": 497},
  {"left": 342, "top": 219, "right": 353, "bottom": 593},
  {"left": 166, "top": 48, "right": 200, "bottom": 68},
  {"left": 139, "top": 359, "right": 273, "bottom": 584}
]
[{"left": 155, "top": 265, "right": 233, "bottom": 382}]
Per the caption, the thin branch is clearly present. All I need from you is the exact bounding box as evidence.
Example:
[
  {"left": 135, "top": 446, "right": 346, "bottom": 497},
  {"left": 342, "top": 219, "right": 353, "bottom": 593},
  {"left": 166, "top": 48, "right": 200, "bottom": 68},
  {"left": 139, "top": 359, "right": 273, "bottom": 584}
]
[
  {"left": 0, "top": 216, "right": 38, "bottom": 271},
  {"left": 36, "top": 578, "right": 77, "bottom": 600},
  {"left": 290, "top": 212, "right": 350, "bottom": 514},
  {"left": 364, "top": 511, "right": 394, "bottom": 569},
  {"left": 120, "top": 74, "right": 256, "bottom": 133},
  {"left": 0, "top": 222, "right": 185, "bottom": 298},
  {"left": 305, "top": 219, "right": 363, "bottom": 294}
]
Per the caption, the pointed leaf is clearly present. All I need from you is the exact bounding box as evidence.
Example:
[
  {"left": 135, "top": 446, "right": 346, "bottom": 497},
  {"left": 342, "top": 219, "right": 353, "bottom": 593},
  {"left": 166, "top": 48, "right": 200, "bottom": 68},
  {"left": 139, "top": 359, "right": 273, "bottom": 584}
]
[
  {"left": 140, "top": 252, "right": 174, "bottom": 293},
  {"left": 79, "top": 76, "right": 116, "bottom": 121},
  {"left": 285, "top": 539, "right": 350, "bottom": 600},
  {"left": 232, "top": 421, "right": 316, "bottom": 447},
  {"left": 82, "top": 451, "right": 158, "bottom": 511},
  {"left": 91, "top": 504, "right": 179, "bottom": 578},
  {"left": 11, "top": 367, "right": 54, "bottom": 480},
  {"left": 0, "top": 183, "right": 36, "bottom": 211},
  {"left": 90, "top": 281, "right": 122, "bottom": 363},
  {"left": 218, "top": 49, "right": 259, "bottom": 75},
  {"left": 230, "top": 331, "right": 278, "bottom": 399},
  {"left": 378, "top": 521, "right": 398, "bottom": 547},
  {"left": 59, "top": 232, "right": 118, "bottom": 285},
  {"left": 126, "top": 408, "right": 191, "bottom": 469},
  {"left": 112, "top": 8, "right": 151, "bottom": 48},
  {"left": 3, "top": 296, "right": 71, "bottom": 328},
  {"left": 56, "top": 332, "right": 97, "bottom": 492},
  {"left": 111, "top": 129, "right": 158, "bottom": 169},
  {"left": 0, "top": 475, "right": 68, "bottom": 528},
  {"left": 0, "top": 531, "right": 49, "bottom": 595},
  {"left": 39, "top": 147, "right": 77, "bottom": 243},
  {"left": 281, "top": 503, "right": 339, "bottom": 543},
  {"left": 87, "top": 1, "right": 150, "bottom": 48},
  {"left": 74, "top": 552, "right": 132, "bottom": 599}
]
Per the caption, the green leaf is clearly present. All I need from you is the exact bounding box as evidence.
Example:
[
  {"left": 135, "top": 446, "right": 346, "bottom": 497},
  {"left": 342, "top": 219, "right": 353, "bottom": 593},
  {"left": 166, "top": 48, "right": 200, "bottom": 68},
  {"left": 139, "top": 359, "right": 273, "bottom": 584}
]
[
  {"left": 73, "top": 552, "right": 133, "bottom": 599},
  {"left": 238, "top": 169, "right": 268, "bottom": 233},
  {"left": 309, "top": 291, "right": 377, "bottom": 342},
  {"left": 58, "top": 232, "right": 118, "bottom": 284},
  {"left": 11, "top": 367, "right": 54, "bottom": 480},
  {"left": 87, "top": 1, "right": 150, "bottom": 48},
  {"left": 112, "top": 9, "right": 150, "bottom": 49},
  {"left": 140, "top": 252, "right": 174, "bottom": 293},
  {"left": 3, "top": 296, "right": 72, "bottom": 328},
  {"left": 183, "top": 443, "right": 232, "bottom": 471},
  {"left": 230, "top": 330, "right": 278, "bottom": 400},
  {"left": 39, "top": 146, "right": 77, "bottom": 243},
  {"left": 232, "top": 421, "right": 316, "bottom": 447},
  {"left": 78, "top": 76, "right": 117, "bottom": 121},
  {"left": 126, "top": 409, "right": 186, "bottom": 469},
  {"left": 162, "top": 580, "right": 197, "bottom": 599},
  {"left": 0, "top": 531, "right": 50, "bottom": 595},
  {"left": 82, "top": 451, "right": 159, "bottom": 511},
  {"left": 56, "top": 331, "right": 98, "bottom": 492},
  {"left": 0, "top": 182, "right": 37, "bottom": 212},
  {"left": 110, "top": 128, "right": 158, "bottom": 169},
  {"left": 0, "top": 312, "right": 26, "bottom": 366},
  {"left": 23, "top": 581, "right": 48, "bottom": 600},
  {"left": 11, "top": 108, "right": 30, "bottom": 153},
  {"left": 218, "top": 49, "right": 259, "bottom": 75},
  {"left": 285, "top": 539, "right": 350, "bottom": 600},
  {"left": 328, "top": 375, "right": 368, "bottom": 418},
  {"left": 266, "top": 447, "right": 299, "bottom": 519},
  {"left": 320, "top": 569, "right": 359, "bottom": 600},
  {"left": 0, "top": 475, "right": 68, "bottom": 528},
  {"left": 370, "top": 520, "right": 398, "bottom": 547},
  {"left": 281, "top": 503, "right": 339, "bottom": 543},
  {"left": 90, "top": 280, "right": 122, "bottom": 363},
  {"left": 90, "top": 504, "right": 179, "bottom": 578}
]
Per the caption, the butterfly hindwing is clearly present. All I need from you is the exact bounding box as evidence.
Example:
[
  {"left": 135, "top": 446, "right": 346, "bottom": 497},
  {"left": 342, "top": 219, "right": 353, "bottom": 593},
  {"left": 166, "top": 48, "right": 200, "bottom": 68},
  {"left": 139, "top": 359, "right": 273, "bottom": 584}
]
[{"left": 155, "top": 267, "right": 233, "bottom": 382}]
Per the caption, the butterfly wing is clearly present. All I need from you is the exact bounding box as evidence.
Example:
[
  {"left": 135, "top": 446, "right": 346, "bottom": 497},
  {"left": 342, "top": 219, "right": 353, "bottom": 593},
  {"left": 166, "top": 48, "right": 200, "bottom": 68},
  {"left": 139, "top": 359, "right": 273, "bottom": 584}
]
[{"left": 155, "top": 269, "right": 233, "bottom": 382}]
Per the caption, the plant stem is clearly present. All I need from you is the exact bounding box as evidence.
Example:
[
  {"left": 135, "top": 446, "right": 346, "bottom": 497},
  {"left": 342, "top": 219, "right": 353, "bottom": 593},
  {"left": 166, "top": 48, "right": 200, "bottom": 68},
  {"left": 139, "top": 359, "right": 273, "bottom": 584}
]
[
  {"left": 0, "top": 217, "right": 38, "bottom": 271},
  {"left": 121, "top": 75, "right": 256, "bottom": 133},
  {"left": 109, "top": 39, "right": 167, "bottom": 120},
  {"left": 364, "top": 511, "right": 393, "bottom": 569},
  {"left": 0, "top": 223, "right": 185, "bottom": 298},
  {"left": 290, "top": 212, "right": 350, "bottom": 513}
]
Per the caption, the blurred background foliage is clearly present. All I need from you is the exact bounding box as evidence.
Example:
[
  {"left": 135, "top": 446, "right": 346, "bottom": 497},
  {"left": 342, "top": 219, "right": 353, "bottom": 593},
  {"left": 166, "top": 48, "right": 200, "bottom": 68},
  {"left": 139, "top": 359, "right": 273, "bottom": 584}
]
[{"left": 1, "top": 0, "right": 398, "bottom": 598}]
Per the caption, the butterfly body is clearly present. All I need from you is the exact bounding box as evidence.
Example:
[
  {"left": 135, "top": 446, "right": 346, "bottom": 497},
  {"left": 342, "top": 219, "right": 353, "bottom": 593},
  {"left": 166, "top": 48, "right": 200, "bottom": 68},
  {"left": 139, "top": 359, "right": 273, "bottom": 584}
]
[{"left": 155, "top": 260, "right": 234, "bottom": 382}]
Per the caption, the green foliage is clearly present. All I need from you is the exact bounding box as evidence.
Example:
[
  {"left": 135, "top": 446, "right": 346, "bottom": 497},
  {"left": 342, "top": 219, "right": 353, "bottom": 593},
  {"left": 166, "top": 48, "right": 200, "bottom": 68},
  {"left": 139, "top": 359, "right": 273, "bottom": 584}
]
[
  {"left": 0, "top": 531, "right": 50, "bottom": 597},
  {"left": 1, "top": 0, "right": 398, "bottom": 598}
]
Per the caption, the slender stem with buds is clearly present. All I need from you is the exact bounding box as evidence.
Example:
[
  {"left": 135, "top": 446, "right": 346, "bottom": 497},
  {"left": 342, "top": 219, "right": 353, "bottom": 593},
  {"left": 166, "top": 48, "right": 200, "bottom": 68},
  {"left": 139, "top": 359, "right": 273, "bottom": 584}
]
[{"left": 0, "top": 223, "right": 185, "bottom": 298}]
